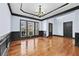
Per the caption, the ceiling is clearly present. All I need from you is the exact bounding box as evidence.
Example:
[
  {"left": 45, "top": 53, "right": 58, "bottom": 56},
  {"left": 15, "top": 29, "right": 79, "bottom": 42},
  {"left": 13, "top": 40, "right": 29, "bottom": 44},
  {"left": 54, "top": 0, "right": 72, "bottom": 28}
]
[{"left": 9, "top": 3, "right": 79, "bottom": 20}]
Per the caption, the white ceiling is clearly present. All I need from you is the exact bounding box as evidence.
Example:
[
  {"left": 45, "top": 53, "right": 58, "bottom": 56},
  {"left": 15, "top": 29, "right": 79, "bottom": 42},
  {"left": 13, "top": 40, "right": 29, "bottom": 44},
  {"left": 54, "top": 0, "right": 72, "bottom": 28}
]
[
  {"left": 21, "top": 3, "right": 65, "bottom": 15},
  {"left": 10, "top": 3, "right": 79, "bottom": 20}
]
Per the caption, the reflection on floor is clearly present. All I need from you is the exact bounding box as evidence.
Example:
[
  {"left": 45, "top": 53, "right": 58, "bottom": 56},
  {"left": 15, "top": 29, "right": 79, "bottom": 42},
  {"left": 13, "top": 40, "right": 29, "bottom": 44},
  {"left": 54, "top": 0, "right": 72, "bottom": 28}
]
[{"left": 8, "top": 36, "right": 79, "bottom": 56}]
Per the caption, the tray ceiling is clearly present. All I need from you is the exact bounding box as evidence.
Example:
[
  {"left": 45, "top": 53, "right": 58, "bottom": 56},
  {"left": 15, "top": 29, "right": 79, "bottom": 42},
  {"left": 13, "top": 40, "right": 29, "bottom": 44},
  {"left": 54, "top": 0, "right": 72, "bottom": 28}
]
[{"left": 9, "top": 3, "right": 79, "bottom": 20}]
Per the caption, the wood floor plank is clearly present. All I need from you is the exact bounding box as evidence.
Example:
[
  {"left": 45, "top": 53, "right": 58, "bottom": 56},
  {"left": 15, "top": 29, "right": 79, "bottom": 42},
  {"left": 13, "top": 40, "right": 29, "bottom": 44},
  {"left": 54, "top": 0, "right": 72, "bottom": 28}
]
[{"left": 8, "top": 36, "right": 79, "bottom": 56}]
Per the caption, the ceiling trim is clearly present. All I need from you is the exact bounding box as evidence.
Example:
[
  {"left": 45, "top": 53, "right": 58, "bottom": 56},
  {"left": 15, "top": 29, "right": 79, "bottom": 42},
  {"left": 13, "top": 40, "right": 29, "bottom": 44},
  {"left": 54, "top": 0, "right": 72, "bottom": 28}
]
[
  {"left": 42, "top": 6, "right": 79, "bottom": 20},
  {"left": 7, "top": 3, "right": 41, "bottom": 21},
  {"left": 20, "top": 3, "right": 69, "bottom": 18},
  {"left": 7, "top": 3, "right": 12, "bottom": 14},
  {"left": 12, "top": 13, "right": 42, "bottom": 21}
]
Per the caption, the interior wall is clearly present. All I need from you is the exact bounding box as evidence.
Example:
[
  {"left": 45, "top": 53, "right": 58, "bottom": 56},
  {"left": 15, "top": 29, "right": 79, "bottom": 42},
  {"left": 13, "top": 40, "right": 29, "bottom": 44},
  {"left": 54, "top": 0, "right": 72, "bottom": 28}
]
[
  {"left": 53, "top": 12, "right": 75, "bottom": 37},
  {"left": 0, "top": 3, "right": 11, "bottom": 37},
  {"left": 11, "top": 9, "right": 79, "bottom": 38},
  {"left": 41, "top": 19, "right": 54, "bottom": 36},
  {"left": 74, "top": 9, "right": 79, "bottom": 33},
  {"left": 39, "top": 21, "right": 43, "bottom": 31},
  {"left": 11, "top": 15, "right": 41, "bottom": 31},
  {"left": 43, "top": 9, "right": 79, "bottom": 38}
]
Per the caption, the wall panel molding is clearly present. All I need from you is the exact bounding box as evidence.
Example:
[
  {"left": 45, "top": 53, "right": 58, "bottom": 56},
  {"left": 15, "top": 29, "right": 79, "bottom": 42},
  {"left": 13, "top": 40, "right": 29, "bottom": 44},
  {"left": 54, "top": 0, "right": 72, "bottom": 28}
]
[{"left": 0, "top": 33, "right": 11, "bottom": 56}]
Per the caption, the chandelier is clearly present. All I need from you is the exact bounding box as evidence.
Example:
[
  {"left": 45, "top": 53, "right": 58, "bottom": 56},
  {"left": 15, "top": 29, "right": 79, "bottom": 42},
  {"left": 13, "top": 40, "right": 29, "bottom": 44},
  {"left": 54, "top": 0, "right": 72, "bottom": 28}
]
[
  {"left": 35, "top": 5, "right": 44, "bottom": 17},
  {"left": 20, "top": 4, "right": 45, "bottom": 17}
]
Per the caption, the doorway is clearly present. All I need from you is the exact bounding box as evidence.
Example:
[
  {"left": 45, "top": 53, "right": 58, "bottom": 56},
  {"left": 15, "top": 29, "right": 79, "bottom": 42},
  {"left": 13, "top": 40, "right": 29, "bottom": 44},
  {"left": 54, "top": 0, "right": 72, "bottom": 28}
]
[
  {"left": 20, "top": 20, "right": 39, "bottom": 38},
  {"left": 48, "top": 23, "right": 53, "bottom": 36},
  {"left": 63, "top": 21, "right": 72, "bottom": 38}
]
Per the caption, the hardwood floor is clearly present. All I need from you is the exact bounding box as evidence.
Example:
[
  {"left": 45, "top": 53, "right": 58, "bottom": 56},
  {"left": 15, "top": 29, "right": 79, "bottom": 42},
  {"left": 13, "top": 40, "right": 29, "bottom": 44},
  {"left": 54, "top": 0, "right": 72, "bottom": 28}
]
[{"left": 8, "top": 36, "right": 79, "bottom": 56}]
